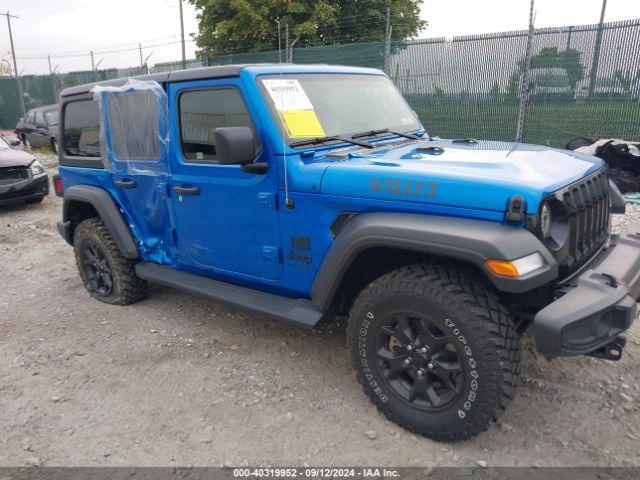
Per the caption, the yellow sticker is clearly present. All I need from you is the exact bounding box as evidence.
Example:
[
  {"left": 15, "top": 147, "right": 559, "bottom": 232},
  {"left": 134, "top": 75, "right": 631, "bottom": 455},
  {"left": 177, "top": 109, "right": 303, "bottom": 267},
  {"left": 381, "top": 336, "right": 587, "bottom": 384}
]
[{"left": 281, "top": 109, "right": 325, "bottom": 138}]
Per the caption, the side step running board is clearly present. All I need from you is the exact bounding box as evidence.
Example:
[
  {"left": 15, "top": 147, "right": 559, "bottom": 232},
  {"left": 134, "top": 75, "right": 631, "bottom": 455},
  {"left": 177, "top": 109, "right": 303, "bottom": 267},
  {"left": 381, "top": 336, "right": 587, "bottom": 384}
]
[{"left": 135, "top": 262, "right": 325, "bottom": 329}]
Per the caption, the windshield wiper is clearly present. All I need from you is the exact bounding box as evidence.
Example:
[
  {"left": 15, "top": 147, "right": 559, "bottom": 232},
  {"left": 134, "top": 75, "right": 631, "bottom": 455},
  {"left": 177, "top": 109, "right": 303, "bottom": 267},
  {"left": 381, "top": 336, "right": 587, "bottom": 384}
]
[
  {"left": 351, "top": 128, "right": 420, "bottom": 141},
  {"left": 290, "top": 135, "right": 374, "bottom": 149}
]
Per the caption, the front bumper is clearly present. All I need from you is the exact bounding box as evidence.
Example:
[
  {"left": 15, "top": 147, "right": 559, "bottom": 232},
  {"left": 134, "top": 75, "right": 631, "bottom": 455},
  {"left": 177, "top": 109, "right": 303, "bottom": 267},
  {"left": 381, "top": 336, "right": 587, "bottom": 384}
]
[
  {"left": 0, "top": 174, "right": 49, "bottom": 206},
  {"left": 534, "top": 223, "right": 640, "bottom": 358}
]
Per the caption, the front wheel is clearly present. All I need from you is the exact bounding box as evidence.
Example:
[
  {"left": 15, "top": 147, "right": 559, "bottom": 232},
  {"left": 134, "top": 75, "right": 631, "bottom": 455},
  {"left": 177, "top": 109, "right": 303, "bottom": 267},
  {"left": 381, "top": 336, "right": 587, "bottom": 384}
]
[{"left": 347, "top": 264, "right": 520, "bottom": 442}]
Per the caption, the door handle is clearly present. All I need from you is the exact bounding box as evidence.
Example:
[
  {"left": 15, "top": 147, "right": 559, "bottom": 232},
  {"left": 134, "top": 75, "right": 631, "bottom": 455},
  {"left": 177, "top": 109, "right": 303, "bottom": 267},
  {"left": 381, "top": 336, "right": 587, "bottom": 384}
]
[
  {"left": 114, "top": 179, "right": 137, "bottom": 189},
  {"left": 173, "top": 185, "right": 200, "bottom": 196}
]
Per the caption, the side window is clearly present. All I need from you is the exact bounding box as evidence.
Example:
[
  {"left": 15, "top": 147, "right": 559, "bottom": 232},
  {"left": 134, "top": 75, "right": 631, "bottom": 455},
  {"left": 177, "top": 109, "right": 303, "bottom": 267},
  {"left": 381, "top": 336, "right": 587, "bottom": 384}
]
[
  {"left": 34, "top": 111, "right": 45, "bottom": 127},
  {"left": 179, "top": 88, "right": 259, "bottom": 163},
  {"left": 105, "top": 90, "right": 160, "bottom": 161},
  {"left": 63, "top": 100, "right": 101, "bottom": 157}
]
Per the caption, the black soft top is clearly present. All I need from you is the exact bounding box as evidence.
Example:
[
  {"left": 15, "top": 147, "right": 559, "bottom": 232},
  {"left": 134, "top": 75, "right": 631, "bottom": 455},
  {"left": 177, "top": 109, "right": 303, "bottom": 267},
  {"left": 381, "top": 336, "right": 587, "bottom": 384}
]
[{"left": 59, "top": 64, "right": 255, "bottom": 97}]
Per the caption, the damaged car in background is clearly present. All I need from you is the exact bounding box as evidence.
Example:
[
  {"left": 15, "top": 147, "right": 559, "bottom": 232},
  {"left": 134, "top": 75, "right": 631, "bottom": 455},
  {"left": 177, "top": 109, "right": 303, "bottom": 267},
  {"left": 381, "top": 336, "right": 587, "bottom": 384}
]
[{"left": 0, "top": 135, "right": 49, "bottom": 206}]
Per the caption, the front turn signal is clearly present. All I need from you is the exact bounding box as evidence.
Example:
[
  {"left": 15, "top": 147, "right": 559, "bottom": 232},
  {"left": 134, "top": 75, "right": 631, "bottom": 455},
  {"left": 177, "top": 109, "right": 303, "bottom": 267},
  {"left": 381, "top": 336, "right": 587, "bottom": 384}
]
[
  {"left": 485, "top": 252, "right": 545, "bottom": 278},
  {"left": 485, "top": 260, "right": 519, "bottom": 278}
]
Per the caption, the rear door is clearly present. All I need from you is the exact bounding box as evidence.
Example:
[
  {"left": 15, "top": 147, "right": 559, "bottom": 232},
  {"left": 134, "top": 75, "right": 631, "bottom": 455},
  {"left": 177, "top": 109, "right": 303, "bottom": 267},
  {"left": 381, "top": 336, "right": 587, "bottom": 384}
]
[
  {"left": 167, "top": 78, "right": 282, "bottom": 280},
  {"left": 94, "top": 82, "right": 171, "bottom": 263},
  {"left": 31, "top": 110, "right": 48, "bottom": 147}
]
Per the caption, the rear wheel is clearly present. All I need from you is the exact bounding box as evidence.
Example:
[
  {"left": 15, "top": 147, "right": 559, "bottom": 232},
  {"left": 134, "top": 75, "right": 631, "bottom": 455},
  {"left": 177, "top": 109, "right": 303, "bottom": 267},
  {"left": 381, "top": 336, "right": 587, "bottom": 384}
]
[
  {"left": 51, "top": 138, "right": 58, "bottom": 154},
  {"left": 347, "top": 263, "right": 520, "bottom": 442},
  {"left": 73, "top": 218, "right": 147, "bottom": 305}
]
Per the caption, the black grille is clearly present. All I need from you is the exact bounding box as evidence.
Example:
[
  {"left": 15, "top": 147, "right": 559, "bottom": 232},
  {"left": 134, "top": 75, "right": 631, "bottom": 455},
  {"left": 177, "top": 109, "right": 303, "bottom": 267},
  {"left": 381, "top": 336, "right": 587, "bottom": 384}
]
[
  {"left": 0, "top": 166, "right": 29, "bottom": 185},
  {"left": 558, "top": 170, "right": 610, "bottom": 273}
]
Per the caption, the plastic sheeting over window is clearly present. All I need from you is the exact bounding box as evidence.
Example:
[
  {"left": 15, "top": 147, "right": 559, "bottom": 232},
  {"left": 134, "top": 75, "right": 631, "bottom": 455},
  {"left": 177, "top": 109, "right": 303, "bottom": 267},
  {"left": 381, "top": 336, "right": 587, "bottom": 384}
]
[
  {"left": 91, "top": 79, "right": 169, "bottom": 173},
  {"left": 91, "top": 79, "right": 171, "bottom": 264}
]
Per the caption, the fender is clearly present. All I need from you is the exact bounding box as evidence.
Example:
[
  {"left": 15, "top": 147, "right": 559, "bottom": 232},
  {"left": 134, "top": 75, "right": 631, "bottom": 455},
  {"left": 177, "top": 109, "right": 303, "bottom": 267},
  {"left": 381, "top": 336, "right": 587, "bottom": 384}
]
[
  {"left": 58, "top": 185, "right": 139, "bottom": 259},
  {"left": 311, "top": 212, "right": 559, "bottom": 312}
]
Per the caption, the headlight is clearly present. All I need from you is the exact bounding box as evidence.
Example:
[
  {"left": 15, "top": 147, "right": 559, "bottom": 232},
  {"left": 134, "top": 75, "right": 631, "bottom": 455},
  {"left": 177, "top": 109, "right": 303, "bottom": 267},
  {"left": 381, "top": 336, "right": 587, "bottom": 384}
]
[
  {"left": 29, "top": 160, "right": 45, "bottom": 176},
  {"left": 538, "top": 199, "right": 570, "bottom": 251},
  {"left": 540, "top": 203, "right": 552, "bottom": 238}
]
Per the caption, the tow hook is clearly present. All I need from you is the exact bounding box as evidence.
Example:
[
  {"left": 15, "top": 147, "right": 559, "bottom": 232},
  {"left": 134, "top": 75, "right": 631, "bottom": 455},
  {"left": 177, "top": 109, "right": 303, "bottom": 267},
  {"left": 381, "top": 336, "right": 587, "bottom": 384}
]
[{"left": 587, "top": 336, "right": 626, "bottom": 361}]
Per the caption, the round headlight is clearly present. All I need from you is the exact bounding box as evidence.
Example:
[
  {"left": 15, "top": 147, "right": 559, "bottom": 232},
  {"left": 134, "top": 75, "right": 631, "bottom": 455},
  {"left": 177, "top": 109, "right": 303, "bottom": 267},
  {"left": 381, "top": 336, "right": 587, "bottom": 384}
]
[{"left": 540, "top": 203, "right": 552, "bottom": 238}]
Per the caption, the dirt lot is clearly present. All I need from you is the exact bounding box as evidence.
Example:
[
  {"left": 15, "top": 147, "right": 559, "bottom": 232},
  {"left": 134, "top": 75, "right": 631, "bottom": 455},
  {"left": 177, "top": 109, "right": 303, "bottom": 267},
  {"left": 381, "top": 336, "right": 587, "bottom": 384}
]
[{"left": 1, "top": 150, "right": 640, "bottom": 468}]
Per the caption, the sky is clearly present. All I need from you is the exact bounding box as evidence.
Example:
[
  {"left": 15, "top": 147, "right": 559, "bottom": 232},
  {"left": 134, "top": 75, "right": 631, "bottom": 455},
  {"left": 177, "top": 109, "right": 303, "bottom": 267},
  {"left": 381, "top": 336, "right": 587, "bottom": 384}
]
[{"left": 1, "top": 0, "right": 640, "bottom": 75}]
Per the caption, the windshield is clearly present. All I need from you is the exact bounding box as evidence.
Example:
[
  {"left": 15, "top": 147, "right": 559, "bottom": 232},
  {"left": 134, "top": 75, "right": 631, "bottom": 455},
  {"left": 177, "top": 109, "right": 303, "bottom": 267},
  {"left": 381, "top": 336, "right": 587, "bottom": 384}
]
[
  {"left": 45, "top": 110, "right": 58, "bottom": 126},
  {"left": 258, "top": 74, "right": 420, "bottom": 146},
  {"left": 0, "top": 137, "right": 10, "bottom": 150}
]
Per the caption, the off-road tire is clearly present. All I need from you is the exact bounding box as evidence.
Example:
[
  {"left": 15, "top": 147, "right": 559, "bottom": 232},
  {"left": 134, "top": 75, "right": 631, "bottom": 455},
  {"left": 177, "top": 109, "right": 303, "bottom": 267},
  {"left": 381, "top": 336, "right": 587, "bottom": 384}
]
[
  {"left": 347, "top": 263, "right": 520, "bottom": 442},
  {"left": 73, "top": 218, "right": 147, "bottom": 305}
]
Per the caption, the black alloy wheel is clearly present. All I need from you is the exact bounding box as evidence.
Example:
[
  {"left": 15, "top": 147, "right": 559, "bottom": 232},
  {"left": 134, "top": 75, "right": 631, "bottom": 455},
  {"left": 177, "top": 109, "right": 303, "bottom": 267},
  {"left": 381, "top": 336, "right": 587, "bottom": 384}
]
[
  {"left": 80, "top": 240, "right": 114, "bottom": 297},
  {"left": 376, "top": 313, "right": 464, "bottom": 410}
]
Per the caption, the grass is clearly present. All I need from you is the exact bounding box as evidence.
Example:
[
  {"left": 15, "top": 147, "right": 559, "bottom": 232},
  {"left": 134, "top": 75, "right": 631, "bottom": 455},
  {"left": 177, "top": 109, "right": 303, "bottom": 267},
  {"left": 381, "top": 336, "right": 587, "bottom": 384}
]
[
  {"left": 30, "top": 146, "right": 56, "bottom": 154},
  {"left": 412, "top": 100, "right": 640, "bottom": 147}
]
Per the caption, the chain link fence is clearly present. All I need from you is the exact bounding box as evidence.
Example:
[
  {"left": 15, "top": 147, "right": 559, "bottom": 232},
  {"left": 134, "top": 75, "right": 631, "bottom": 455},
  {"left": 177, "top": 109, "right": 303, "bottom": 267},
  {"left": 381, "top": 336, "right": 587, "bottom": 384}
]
[{"left": 1, "top": 19, "right": 639, "bottom": 147}]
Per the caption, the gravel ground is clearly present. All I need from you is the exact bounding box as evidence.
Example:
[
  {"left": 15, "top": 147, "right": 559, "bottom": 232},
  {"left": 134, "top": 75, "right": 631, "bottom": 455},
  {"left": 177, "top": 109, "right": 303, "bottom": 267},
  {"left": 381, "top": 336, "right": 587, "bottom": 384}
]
[{"left": 1, "top": 149, "right": 640, "bottom": 468}]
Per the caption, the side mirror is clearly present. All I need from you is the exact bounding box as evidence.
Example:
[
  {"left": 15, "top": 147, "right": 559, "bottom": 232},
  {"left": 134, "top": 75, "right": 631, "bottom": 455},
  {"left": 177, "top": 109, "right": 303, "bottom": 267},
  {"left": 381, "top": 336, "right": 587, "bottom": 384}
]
[
  {"left": 10, "top": 140, "right": 20, "bottom": 147},
  {"left": 214, "top": 126, "right": 255, "bottom": 165}
]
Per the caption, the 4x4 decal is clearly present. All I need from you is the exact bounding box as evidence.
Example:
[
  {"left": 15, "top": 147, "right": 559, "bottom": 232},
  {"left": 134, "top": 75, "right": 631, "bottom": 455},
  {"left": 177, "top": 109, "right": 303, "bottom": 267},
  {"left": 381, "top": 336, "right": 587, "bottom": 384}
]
[{"left": 370, "top": 177, "right": 437, "bottom": 198}]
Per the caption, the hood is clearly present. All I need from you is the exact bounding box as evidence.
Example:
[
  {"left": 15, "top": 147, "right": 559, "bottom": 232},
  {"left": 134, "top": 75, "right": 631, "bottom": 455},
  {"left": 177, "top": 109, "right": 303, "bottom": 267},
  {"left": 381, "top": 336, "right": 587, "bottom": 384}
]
[
  {"left": 319, "top": 139, "right": 604, "bottom": 214},
  {"left": 0, "top": 148, "right": 35, "bottom": 168}
]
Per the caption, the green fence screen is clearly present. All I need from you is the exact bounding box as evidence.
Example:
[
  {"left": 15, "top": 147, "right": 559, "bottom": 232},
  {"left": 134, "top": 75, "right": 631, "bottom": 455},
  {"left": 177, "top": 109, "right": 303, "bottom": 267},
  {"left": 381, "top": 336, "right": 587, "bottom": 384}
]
[{"left": 1, "top": 19, "right": 639, "bottom": 148}]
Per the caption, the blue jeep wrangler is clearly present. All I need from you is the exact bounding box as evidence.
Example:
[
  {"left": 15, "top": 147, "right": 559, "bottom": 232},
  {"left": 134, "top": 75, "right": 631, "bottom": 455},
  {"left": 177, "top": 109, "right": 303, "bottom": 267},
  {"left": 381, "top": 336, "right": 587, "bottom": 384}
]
[{"left": 54, "top": 64, "right": 639, "bottom": 442}]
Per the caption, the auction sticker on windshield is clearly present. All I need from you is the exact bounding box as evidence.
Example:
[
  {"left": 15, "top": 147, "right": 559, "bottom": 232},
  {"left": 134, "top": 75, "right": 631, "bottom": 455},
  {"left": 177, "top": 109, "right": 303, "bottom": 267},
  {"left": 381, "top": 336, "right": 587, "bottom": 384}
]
[{"left": 262, "top": 78, "right": 325, "bottom": 138}]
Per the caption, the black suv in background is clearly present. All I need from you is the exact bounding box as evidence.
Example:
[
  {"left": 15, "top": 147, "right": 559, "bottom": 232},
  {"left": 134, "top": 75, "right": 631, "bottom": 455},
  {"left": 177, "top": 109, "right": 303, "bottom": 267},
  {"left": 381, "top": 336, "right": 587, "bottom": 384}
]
[{"left": 15, "top": 104, "right": 59, "bottom": 153}]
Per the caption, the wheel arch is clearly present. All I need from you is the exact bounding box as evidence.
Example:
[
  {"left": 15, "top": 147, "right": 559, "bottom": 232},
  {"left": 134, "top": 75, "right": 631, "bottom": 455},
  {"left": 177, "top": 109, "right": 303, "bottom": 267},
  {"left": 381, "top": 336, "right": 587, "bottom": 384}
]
[
  {"left": 61, "top": 185, "right": 139, "bottom": 259},
  {"left": 310, "top": 212, "right": 558, "bottom": 313}
]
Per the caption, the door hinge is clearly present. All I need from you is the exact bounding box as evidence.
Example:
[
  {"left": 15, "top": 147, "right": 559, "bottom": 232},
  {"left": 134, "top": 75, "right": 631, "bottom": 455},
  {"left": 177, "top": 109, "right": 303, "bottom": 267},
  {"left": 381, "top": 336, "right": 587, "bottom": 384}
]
[{"left": 262, "top": 246, "right": 281, "bottom": 264}]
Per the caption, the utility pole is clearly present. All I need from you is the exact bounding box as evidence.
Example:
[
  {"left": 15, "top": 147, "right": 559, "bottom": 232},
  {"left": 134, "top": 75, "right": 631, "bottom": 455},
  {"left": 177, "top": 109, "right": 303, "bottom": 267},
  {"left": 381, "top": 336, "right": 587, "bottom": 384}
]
[
  {"left": 47, "top": 55, "right": 58, "bottom": 101},
  {"left": 588, "top": 0, "right": 608, "bottom": 96},
  {"left": 384, "top": 7, "right": 392, "bottom": 75},
  {"left": 516, "top": 0, "right": 535, "bottom": 143},
  {"left": 285, "top": 23, "right": 289, "bottom": 63},
  {"left": 179, "top": 0, "right": 186, "bottom": 69},
  {"left": 144, "top": 52, "right": 153, "bottom": 74},
  {"left": 3, "top": 11, "right": 25, "bottom": 118},
  {"left": 276, "top": 19, "right": 282, "bottom": 64},
  {"left": 139, "top": 43, "right": 144, "bottom": 68}
]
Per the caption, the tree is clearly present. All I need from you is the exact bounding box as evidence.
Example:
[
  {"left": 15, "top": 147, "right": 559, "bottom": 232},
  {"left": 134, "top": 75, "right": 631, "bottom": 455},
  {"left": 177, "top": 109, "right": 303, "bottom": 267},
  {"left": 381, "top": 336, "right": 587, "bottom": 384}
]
[
  {"left": 0, "top": 59, "right": 13, "bottom": 77},
  {"left": 508, "top": 47, "right": 584, "bottom": 97},
  {"left": 529, "top": 47, "right": 583, "bottom": 91},
  {"left": 188, "top": 0, "right": 426, "bottom": 57}
]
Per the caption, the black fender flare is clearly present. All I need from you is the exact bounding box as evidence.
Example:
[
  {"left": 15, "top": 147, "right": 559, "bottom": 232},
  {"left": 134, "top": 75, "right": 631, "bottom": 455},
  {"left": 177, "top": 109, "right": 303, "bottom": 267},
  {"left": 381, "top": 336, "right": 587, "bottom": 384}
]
[
  {"left": 60, "top": 185, "right": 139, "bottom": 259},
  {"left": 310, "top": 212, "right": 558, "bottom": 312}
]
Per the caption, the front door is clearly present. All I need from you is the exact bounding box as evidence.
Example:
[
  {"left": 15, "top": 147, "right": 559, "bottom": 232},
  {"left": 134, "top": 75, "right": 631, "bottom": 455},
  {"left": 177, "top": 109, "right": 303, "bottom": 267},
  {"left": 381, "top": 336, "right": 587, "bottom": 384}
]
[
  {"left": 167, "top": 79, "right": 282, "bottom": 280},
  {"left": 95, "top": 83, "right": 171, "bottom": 263}
]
